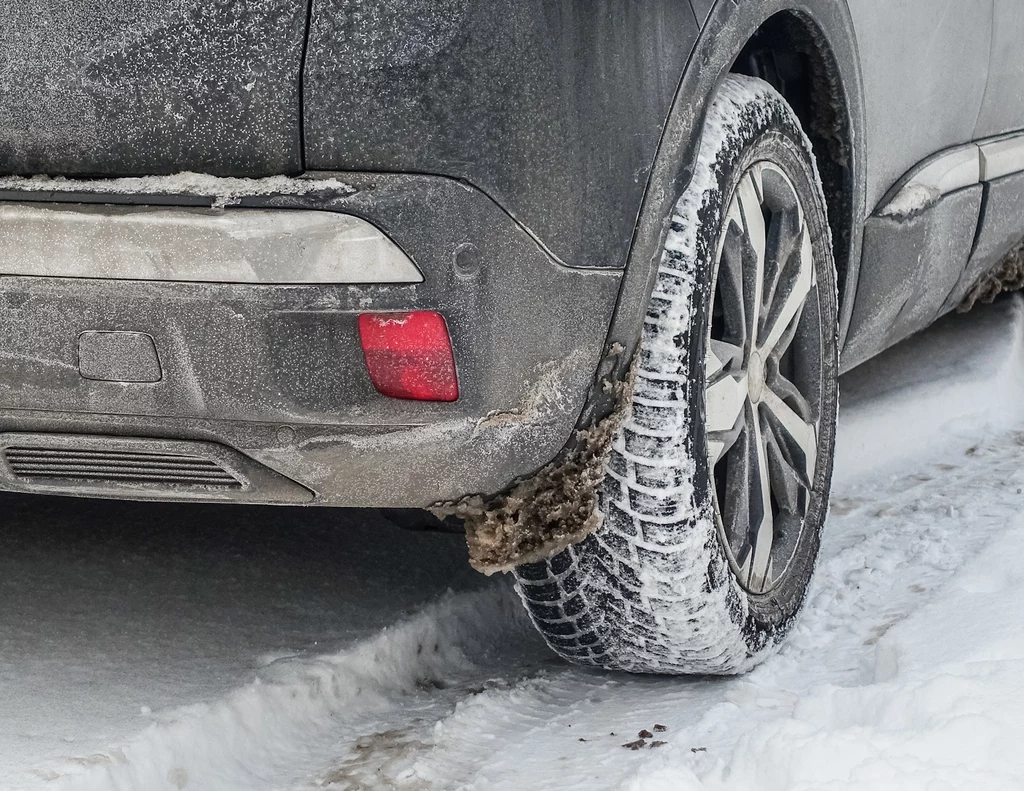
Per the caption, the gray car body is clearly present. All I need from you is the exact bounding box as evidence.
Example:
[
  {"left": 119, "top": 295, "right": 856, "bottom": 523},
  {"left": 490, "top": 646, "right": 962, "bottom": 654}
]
[{"left": 0, "top": 0, "right": 1016, "bottom": 507}]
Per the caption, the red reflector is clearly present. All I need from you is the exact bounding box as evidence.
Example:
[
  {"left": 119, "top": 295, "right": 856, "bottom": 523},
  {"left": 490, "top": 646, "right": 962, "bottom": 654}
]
[{"left": 358, "top": 311, "right": 459, "bottom": 402}]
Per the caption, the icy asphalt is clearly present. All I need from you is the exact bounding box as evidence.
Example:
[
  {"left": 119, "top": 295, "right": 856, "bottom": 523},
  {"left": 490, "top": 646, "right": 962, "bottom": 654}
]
[{"left": 3, "top": 298, "right": 1024, "bottom": 791}]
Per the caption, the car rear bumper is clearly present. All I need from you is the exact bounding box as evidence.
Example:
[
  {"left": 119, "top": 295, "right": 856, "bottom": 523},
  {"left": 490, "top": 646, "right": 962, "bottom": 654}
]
[{"left": 0, "top": 173, "right": 622, "bottom": 506}]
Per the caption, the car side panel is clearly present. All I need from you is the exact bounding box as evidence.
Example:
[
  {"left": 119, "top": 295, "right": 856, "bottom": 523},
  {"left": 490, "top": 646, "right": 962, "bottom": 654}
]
[
  {"left": 302, "top": 0, "right": 699, "bottom": 269},
  {"left": 0, "top": 1, "right": 306, "bottom": 177},
  {"left": 975, "top": 0, "right": 1024, "bottom": 138},
  {"left": 841, "top": 0, "right": 993, "bottom": 368},
  {"left": 848, "top": 0, "right": 991, "bottom": 214}
]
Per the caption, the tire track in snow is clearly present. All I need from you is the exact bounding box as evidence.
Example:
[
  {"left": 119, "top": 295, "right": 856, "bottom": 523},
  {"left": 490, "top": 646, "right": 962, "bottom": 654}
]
[
  {"left": 303, "top": 424, "right": 1024, "bottom": 791},
  {"left": 31, "top": 585, "right": 548, "bottom": 791}
]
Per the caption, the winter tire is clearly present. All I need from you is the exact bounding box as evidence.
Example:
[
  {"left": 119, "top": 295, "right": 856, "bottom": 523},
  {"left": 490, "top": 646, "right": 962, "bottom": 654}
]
[{"left": 515, "top": 75, "right": 840, "bottom": 674}]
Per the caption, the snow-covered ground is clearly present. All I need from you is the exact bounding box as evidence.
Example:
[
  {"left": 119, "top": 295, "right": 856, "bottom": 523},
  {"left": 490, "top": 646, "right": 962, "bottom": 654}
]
[{"left": 3, "top": 297, "right": 1024, "bottom": 791}]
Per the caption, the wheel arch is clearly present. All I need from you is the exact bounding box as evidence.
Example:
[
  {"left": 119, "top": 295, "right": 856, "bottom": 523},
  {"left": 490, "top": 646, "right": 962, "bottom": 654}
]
[
  {"left": 730, "top": 9, "right": 861, "bottom": 347},
  {"left": 593, "top": 0, "right": 866, "bottom": 407}
]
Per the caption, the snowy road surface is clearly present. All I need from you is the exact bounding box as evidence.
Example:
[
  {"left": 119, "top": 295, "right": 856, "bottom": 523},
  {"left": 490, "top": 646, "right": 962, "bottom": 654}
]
[{"left": 3, "top": 298, "right": 1024, "bottom": 791}]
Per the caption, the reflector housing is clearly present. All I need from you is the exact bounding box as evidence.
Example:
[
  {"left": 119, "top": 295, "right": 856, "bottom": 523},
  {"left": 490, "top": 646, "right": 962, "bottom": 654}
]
[{"left": 358, "top": 312, "right": 459, "bottom": 402}]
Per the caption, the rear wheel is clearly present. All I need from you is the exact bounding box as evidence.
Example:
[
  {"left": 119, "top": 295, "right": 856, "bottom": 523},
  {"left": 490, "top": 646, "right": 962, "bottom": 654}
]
[{"left": 514, "top": 75, "right": 839, "bottom": 674}]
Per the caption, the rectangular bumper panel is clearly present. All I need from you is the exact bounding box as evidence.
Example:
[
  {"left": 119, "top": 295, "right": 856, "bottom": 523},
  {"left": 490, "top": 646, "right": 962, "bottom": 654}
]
[{"left": 0, "top": 202, "right": 422, "bottom": 284}]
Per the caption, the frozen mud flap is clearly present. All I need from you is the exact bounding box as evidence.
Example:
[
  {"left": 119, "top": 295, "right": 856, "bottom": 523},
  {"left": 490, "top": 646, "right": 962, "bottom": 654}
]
[{"left": 436, "top": 349, "right": 635, "bottom": 575}]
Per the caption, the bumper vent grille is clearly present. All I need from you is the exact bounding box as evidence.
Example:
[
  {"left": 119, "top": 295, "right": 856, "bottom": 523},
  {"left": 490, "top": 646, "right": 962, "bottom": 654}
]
[{"left": 3, "top": 446, "right": 243, "bottom": 489}]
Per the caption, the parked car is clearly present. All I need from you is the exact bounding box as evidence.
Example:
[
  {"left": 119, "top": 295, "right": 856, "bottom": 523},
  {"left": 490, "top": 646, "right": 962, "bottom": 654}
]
[{"left": 0, "top": 0, "right": 1019, "bottom": 674}]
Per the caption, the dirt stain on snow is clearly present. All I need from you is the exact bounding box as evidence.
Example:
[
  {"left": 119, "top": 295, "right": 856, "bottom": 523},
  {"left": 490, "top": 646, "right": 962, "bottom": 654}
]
[
  {"left": 167, "top": 766, "right": 188, "bottom": 789},
  {"left": 321, "top": 728, "right": 431, "bottom": 790}
]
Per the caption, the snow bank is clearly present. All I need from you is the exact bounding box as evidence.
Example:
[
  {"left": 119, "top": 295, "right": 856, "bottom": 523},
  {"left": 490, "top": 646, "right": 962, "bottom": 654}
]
[
  {"left": 633, "top": 517, "right": 1024, "bottom": 791},
  {"left": 38, "top": 584, "right": 531, "bottom": 791}
]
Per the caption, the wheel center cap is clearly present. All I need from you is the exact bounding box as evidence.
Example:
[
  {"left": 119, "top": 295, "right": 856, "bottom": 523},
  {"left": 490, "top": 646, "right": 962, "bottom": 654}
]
[{"left": 748, "top": 351, "right": 765, "bottom": 403}]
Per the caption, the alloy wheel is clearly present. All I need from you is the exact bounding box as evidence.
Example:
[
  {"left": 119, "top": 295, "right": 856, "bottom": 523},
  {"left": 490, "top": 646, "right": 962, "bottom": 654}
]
[{"left": 704, "top": 161, "right": 824, "bottom": 595}]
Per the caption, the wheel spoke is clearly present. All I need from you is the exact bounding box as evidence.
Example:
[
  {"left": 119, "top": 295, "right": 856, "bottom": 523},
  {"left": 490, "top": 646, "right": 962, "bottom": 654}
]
[
  {"left": 761, "top": 387, "right": 817, "bottom": 488},
  {"left": 745, "top": 405, "right": 775, "bottom": 593},
  {"left": 722, "top": 422, "right": 753, "bottom": 561},
  {"left": 706, "top": 339, "right": 743, "bottom": 382},
  {"left": 706, "top": 338, "right": 747, "bottom": 465},
  {"left": 761, "top": 225, "right": 813, "bottom": 356},
  {"left": 708, "top": 420, "right": 745, "bottom": 468},
  {"left": 736, "top": 173, "right": 766, "bottom": 353},
  {"left": 706, "top": 370, "right": 747, "bottom": 434},
  {"left": 761, "top": 206, "right": 804, "bottom": 321},
  {"left": 718, "top": 216, "right": 749, "bottom": 349},
  {"left": 770, "top": 371, "right": 816, "bottom": 422},
  {"left": 763, "top": 422, "right": 806, "bottom": 515}
]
